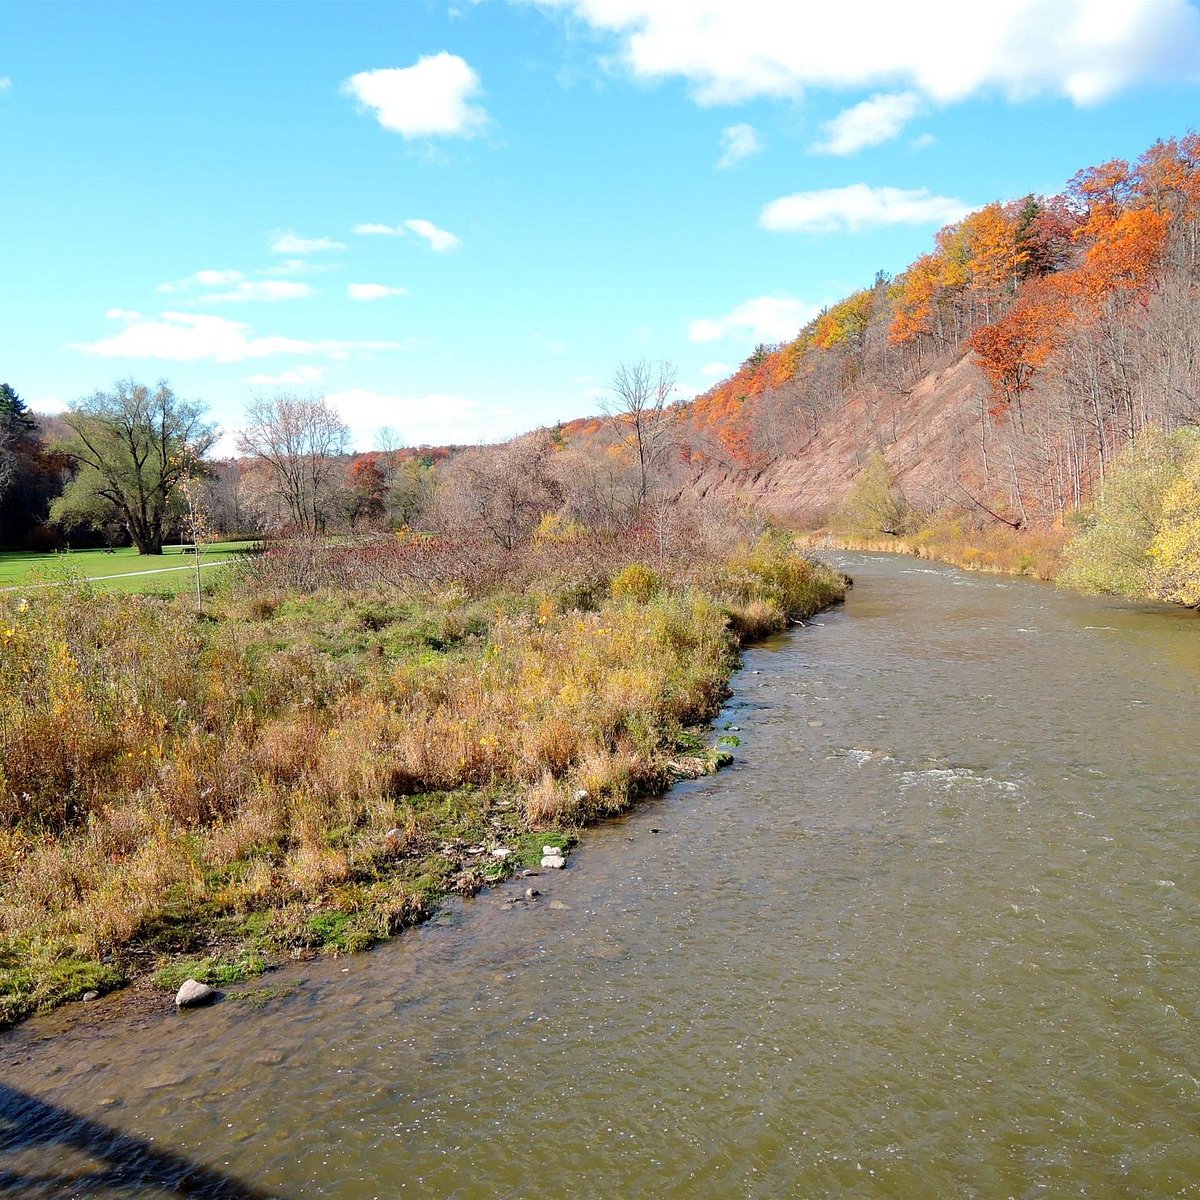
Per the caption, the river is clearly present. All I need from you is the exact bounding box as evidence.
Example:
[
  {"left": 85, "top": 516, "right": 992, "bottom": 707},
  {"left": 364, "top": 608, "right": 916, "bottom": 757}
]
[{"left": 3, "top": 552, "right": 1199, "bottom": 1198}]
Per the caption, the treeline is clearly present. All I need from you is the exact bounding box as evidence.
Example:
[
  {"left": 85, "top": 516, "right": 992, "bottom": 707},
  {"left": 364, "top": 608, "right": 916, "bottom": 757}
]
[
  {"left": 0, "top": 359, "right": 696, "bottom": 554},
  {"left": 676, "top": 132, "right": 1200, "bottom": 528},
  {"left": 0, "top": 383, "right": 458, "bottom": 552}
]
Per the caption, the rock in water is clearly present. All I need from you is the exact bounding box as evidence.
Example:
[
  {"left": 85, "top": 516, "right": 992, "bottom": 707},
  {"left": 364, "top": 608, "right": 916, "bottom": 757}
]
[
  {"left": 175, "top": 979, "right": 217, "bottom": 1009},
  {"left": 541, "top": 854, "right": 567, "bottom": 870}
]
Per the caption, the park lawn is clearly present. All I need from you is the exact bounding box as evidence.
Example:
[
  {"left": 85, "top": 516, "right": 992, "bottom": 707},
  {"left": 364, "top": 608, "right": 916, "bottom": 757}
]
[{"left": 0, "top": 542, "right": 258, "bottom": 592}]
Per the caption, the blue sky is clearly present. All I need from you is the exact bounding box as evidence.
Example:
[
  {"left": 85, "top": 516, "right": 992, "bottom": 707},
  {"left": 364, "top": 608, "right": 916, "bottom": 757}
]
[{"left": 2, "top": 0, "right": 1199, "bottom": 451}]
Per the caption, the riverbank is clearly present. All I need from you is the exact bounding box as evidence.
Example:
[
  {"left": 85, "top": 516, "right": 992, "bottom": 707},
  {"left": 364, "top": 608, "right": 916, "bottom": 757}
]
[
  {"left": 798, "top": 520, "right": 1066, "bottom": 582},
  {"left": 0, "top": 527, "right": 844, "bottom": 1029}
]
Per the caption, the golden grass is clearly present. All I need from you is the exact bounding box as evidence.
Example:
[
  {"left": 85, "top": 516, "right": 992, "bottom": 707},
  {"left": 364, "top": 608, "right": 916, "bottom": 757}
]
[
  {"left": 802, "top": 518, "right": 1067, "bottom": 581},
  {"left": 0, "top": 533, "right": 844, "bottom": 1026}
]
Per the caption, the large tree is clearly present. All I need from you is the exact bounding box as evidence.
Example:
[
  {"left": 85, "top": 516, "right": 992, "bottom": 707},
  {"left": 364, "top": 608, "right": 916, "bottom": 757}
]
[
  {"left": 51, "top": 379, "right": 214, "bottom": 555},
  {"left": 237, "top": 394, "right": 350, "bottom": 536}
]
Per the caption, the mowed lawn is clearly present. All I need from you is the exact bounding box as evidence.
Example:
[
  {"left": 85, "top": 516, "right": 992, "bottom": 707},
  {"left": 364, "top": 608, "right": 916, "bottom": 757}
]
[{"left": 0, "top": 542, "right": 259, "bottom": 594}]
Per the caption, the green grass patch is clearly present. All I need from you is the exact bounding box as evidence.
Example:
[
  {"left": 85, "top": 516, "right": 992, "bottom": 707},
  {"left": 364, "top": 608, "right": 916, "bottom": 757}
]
[
  {"left": 150, "top": 952, "right": 268, "bottom": 992},
  {"left": 0, "top": 940, "right": 124, "bottom": 1028},
  {"left": 0, "top": 541, "right": 258, "bottom": 592}
]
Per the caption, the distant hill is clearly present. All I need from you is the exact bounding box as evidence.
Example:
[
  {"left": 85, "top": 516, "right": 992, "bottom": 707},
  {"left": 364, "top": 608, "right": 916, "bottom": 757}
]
[{"left": 621, "top": 132, "right": 1200, "bottom": 529}]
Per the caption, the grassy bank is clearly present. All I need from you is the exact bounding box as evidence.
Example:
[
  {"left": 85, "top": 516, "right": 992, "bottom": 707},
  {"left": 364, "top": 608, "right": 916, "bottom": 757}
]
[
  {"left": 0, "top": 528, "right": 844, "bottom": 1028},
  {"left": 799, "top": 519, "right": 1067, "bottom": 582}
]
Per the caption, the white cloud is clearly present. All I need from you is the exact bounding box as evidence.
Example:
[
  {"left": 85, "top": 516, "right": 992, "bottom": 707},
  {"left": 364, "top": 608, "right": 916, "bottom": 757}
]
[
  {"left": 910, "top": 132, "right": 936, "bottom": 151},
  {"left": 246, "top": 365, "right": 327, "bottom": 386},
  {"left": 70, "top": 311, "right": 401, "bottom": 364},
  {"left": 700, "top": 361, "right": 732, "bottom": 378},
  {"left": 157, "top": 269, "right": 245, "bottom": 294},
  {"left": 354, "top": 219, "right": 462, "bottom": 252},
  {"left": 0, "top": 77, "right": 12, "bottom": 93},
  {"left": 201, "top": 280, "right": 313, "bottom": 304},
  {"left": 104, "top": 308, "right": 141, "bottom": 322},
  {"left": 348, "top": 283, "right": 408, "bottom": 301},
  {"left": 325, "top": 388, "right": 513, "bottom": 449},
  {"left": 530, "top": 0, "right": 1200, "bottom": 106},
  {"left": 342, "top": 52, "right": 489, "bottom": 139},
  {"left": 716, "top": 123, "right": 762, "bottom": 169},
  {"left": 261, "top": 258, "right": 335, "bottom": 276},
  {"left": 689, "top": 295, "right": 824, "bottom": 345},
  {"left": 812, "top": 92, "right": 922, "bottom": 155},
  {"left": 760, "top": 184, "right": 971, "bottom": 234},
  {"left": 27, "top": 395, "right": 66, "bottom": 415},
  {"left": 405, "top": 218, "right": 462, "bottom": 253},
  {"left": 156, "top": 270, "right": 312, "bottom": 303},
  {"left": 269, "top": 230, "right": 347, "bottom": 254}
]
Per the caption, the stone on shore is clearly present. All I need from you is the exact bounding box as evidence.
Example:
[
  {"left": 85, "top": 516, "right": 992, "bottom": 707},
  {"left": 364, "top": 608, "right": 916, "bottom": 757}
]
[{"left": 175, "top": 979, "right": 217, "bottom": 1009}]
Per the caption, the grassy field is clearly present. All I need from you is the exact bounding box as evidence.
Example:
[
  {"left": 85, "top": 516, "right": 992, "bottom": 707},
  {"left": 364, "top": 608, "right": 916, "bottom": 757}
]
[{"left": 0, "top": 542, "right": 259, "bottom": 594}]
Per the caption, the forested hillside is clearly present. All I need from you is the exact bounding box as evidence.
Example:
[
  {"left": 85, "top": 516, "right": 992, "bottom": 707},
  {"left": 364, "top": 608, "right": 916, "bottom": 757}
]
[{"left": 662, "top": 133, "right": 1199, "bottom": 530}]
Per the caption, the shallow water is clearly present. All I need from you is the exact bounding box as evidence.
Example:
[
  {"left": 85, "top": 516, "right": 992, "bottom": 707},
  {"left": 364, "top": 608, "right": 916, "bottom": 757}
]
[{"left": 4, "top": 553, "right": 1200, "bottom": 1198}]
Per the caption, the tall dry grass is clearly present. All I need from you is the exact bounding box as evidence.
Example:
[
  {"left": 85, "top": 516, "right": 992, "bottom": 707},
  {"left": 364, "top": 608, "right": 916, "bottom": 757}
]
[
  {"left": 803, "top": 518, "right": 1066, "bottom": 581},
  {"left": 0, "top": 531, "right": 843, "bottom": 1025}
]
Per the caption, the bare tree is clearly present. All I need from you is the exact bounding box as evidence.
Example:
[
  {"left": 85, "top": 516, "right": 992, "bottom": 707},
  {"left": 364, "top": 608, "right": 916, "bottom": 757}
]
[
  {"left": 602, "top": 359, "right": 678, "bottom": 511},
  {"left": 237, "top": 395, "right": 350, "bottom": 537},
  {"left": 431, "top": 433, "right": 563, "bottom": 548}
]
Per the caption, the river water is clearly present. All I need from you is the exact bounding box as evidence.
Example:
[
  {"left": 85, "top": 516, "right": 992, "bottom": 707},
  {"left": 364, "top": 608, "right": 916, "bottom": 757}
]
[{"left": 3, "top": 552, "right": 1199, "bottom": 1198}]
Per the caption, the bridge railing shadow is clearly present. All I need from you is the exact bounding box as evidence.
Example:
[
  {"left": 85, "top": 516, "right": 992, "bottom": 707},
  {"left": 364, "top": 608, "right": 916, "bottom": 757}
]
[{"left": 0, "top": 1082, "right": 283, "bottom": 1198}]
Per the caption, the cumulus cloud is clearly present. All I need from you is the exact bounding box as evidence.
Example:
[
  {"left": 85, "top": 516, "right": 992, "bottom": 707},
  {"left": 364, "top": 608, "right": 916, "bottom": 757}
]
[
  {"left": 342, "top": 52, "right": 489, "bottom": 139},
  {"left": 689, "top": 295, "right": 824, "bottom": 345},
  {"left": 760, "top": 184, "right": 971, "bottom": 234},
  {"left": 716, "top": 123, "right": 762, "bottom": 169},
  {"left": 812, "top": 92, "right": 923, "bottom": 155},
  {"left": 70, "top": 312, "right": 401, "bottom": 364},
  {"left": 348, "top": 283, "right": 408, "bottom": 301},
  {"left": 0, "top": 77, "right": 12, "bottom": 93},
  {"left": 325, "top": 388, "right": 514, "bottom": 449},
  {"left": 530, "top": 0, "right": 1200, "bottom": 106},
  {"left": 404, "top": 219, "right": 462, "bottom": 252},
  {"left": 269, "top": 230, "right": 347, "bottom": 254},
  {"left": 700, "top": 361, "right": 732, "bottom": 378}
]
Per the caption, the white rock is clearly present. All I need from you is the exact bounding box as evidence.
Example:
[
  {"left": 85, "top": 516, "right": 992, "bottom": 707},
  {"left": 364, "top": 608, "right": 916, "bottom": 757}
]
[
  {"left": 175, "top": 979, "right": 217, "bottom": 1008},
  {"left": 541, "top": 854, "right": 567, "bottom": 870},
  {"left": 542, "top": 845, "right": 567, "bottom": 858}
]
